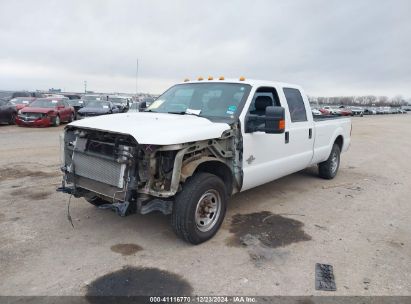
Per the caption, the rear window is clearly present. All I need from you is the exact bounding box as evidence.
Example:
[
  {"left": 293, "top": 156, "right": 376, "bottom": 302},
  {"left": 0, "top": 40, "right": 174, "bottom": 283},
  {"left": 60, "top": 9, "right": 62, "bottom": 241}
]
[{"left": 283, "top": 88, "right": 307, "bottom": 122}]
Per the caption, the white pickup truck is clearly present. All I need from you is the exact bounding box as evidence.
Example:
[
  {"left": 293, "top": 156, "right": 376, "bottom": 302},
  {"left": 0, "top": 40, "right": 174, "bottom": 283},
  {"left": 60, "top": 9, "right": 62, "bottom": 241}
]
[{"left": 59, "top": 78, "right": 351, "bottom": 244}]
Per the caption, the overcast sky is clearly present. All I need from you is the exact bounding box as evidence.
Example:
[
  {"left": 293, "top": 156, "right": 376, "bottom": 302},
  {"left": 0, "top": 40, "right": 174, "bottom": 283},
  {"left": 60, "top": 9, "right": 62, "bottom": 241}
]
[{"left": 0, "top": 0, "right": 410, "bottom": 97}]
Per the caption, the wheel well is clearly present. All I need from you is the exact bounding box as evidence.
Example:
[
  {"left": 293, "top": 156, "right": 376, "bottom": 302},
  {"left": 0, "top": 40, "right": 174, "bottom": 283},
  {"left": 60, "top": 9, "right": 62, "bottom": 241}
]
[
  {"left": 334, "top": 135, "right": 343, "bottom": 151},
  {"left": 194, "top": 161, "right": 233, "bottom": 195}
]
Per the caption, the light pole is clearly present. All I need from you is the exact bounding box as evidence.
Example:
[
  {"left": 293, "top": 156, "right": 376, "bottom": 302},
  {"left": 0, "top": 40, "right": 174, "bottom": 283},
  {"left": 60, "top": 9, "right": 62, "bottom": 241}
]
[{"left": 136, "top": 58, "right": 139, "bottom": 97}]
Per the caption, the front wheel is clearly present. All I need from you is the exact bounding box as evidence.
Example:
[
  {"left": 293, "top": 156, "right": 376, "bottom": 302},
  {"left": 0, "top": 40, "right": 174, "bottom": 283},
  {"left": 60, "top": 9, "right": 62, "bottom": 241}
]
[
  {"left": 9, "top": 112, "right": 16, "bottom": 124},
  {"left": 53, "top": 115, "right": 60, "bottom": 127},
  {"left": 171, "top": 173, "right": 227, "bottom": 245},
  {"left": 318, "top": 144, "right": 341, "bottom": 179}
]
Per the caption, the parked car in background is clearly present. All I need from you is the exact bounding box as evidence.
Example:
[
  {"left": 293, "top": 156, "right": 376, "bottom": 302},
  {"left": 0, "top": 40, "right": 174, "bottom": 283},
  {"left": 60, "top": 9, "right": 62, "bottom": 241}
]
[
  {"left": 319, "top": 106, "right": 337, "bottom": 115},
  {"left": 63, "top": 93, "right": 82, "bottom": 100},
  {"left": 67, "top": 99, "right": 87, "bottom": 120},
  {"left": 15, "top": 97, "right": 74, "bottom": 127},
  {"left": 77, "top": 100, "right": 120, "bottom": 119},
  {"left": 142, "top": 96, "right": 155, "bottom": 107},
  {"left": 364, "top": 108, "right": 377, "bottom": 115},
  {"left": 312, "top": 109, "right": 322, "bottom": 116},
  {"left": 338, "top": 106, "right": 353, "bottom": 116},
  {"left": 9, "top": 97, "right": 36, "bottom": 110},
  {"left": 0, "top": 99, "right": 17, "bottom": 124},
  {"left": 376, "top": 107, "right": 385, "bottom": 114},
  {"left": 350, "top": 107, "right": 364, "bottom": 116},
  {"left": 107, "top": 95, "right": 131, "bottom": 112},
  {"left": 11, "top": 91, "right": 43, "bottom": 99},
  {"left": 128, "top": 103, "right": 140, "bottom": 113},
  {"left": 82, "top": 94, "right": 106, "bottom": 102}
]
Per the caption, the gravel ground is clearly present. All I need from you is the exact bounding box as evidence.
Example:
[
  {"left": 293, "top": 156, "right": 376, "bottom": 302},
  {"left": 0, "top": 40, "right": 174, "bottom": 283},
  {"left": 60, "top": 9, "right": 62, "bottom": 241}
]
[{"left": 0, "top": 115, "right": 410, "bottom": 296}]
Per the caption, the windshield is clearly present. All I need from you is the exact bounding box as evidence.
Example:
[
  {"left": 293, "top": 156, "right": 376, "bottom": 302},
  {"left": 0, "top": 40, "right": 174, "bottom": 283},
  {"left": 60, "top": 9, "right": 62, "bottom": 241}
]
[
  {"left": 147, "top": 83, "right": 251, "bottom": 121},
  {"left": 12, "top": 92, "right": 32, "bottom": 98},
  {"left": 85, "top": 101, "right": 110, "bottom": 108},
  {"left": 83, "top": 95, "right": 103, "bottom": 101},
  {"left": 10, "top": 97, "right": 33, "bottom": 105},
  {"left": 108, "top": 97, "right": 127, "bottom": 104},
  {"left": 67, "top": 99, "right": 86, "bottom": 106},
  {"left": 29, "top": 99, "right": 58, "bottom": 108}
]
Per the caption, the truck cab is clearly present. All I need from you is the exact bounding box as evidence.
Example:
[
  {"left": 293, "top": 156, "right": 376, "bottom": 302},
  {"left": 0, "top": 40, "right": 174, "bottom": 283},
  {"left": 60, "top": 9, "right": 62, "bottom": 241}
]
[{"left": 59, "top": 78, "right": 351, "bottom": 244}]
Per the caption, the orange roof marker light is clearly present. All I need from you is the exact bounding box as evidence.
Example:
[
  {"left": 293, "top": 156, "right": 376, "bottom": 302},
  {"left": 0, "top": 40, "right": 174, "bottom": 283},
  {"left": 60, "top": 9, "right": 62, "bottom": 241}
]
[
  {"left": 218, "top": 76, "right": 225, "bottom": 80},
  {"left": 239, "top": 76, "right": 246, "bottom": 81},
  {"left": 184, "top": 78, "right": 190, "bottom": 82},
  {"left": 197, "top": 76, "right": 204, "bottom": 81},
  {"left": 208, "top": 76, "right": 214, "bottom": 80}
]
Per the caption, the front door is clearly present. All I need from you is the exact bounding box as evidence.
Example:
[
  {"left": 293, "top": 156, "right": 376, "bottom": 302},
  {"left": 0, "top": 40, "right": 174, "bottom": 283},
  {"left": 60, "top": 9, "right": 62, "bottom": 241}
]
[{"left": 241, "top": 87, "right": 292, "bottom": 191}]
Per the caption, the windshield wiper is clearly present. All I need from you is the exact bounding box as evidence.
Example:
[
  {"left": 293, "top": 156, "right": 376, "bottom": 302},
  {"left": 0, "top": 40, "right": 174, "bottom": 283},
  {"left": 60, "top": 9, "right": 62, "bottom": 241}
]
[{"left": 167, "top": 111, "right": 201, "bottom": 117}]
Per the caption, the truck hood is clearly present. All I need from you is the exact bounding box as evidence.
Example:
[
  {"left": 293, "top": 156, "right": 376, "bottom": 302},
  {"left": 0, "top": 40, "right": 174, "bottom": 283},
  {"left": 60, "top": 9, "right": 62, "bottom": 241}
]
[
  {"left": 20, "top": 107, "right": 56, "bottom": 113},
  {"left": 68, "top": 112, "right": 230, "bottom": 145}
]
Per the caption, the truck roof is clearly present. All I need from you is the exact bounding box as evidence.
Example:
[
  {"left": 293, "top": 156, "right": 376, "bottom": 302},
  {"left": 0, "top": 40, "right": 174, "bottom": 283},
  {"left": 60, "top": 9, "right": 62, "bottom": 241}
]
[{"left": 177, "top": 78, "right": 303, "bottom": 90}]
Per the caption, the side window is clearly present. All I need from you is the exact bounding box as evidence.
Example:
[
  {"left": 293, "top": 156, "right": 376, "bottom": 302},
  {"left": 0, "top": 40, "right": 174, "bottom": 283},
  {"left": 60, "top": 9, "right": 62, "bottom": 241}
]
[
  {"left": 283, "top": 88, "right": 307, "bottom": 122},
  {"left": 248, "top": 87, "right": 280, "bottom": 115}
]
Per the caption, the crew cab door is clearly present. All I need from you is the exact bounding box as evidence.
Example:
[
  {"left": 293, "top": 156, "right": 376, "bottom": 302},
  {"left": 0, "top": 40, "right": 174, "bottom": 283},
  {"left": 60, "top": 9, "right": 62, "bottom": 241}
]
[
  {"left": 241, "top": 86, "right": 291, "bottom": 191},
  {"left": 241, "top": 86, "right": 314, "bottom": 191},
  {"left": 280, "top": 87, "right": 314, "bottom": 172}
]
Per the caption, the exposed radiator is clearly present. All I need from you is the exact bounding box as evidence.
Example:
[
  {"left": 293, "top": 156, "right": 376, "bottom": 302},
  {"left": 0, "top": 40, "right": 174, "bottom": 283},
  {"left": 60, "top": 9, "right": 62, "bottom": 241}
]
[{"left": 71, "top": 151, "right": 126, "bottom": 188}]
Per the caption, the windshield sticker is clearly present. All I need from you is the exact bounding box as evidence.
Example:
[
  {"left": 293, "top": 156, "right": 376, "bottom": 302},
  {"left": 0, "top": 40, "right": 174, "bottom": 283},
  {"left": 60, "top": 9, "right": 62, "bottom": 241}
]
[
  {"left": 78, "top": 100, "right": 83, "bottom": 103},
  {"left": 51, "top": 100, "right": 58, "bottom": 103},
  {"left": 22, "top": 100, "right": 29, "bottom": 104},
  {"left": 186, "top": 108, "right": 201, "bottom": 115},
  {"left": 148, "top": 99, "right": 164, "bottom": 109},
  {"left": 226, "top": 105, "right": 237, "bottom": 115},
  {"left": 103, "top": 105, "right": 109, "bottom": 109},
  {"left": 96, "top": 98, "right": 101, "bottom": 101}
]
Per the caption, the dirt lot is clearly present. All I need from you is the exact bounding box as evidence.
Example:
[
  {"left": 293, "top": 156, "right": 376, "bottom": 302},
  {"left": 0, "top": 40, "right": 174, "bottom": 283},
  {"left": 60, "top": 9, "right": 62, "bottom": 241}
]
[{"left": 0, "top": 115, "right": 410, "bottom": 296}]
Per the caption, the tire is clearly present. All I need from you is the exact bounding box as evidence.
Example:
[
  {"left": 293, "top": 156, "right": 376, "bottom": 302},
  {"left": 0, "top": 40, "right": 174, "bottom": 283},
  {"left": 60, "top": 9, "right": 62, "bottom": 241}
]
[
  {"left": 318, "top": 143, "right": 341, "bottom": 179},
  {"left": 53, "top": 115, "right": 60, "bottom": 127},
  {"left": 9, "top": 112, "right": 16, "bottom": 125},
  {"left": 171, "top": 173, "right": 227, "bottom": 245},
  {"left": 85, "top": 196, "right": 108, "bottom": 207},
  {"left": 68, "top": 113, "right": 74, "bottom": 122}
]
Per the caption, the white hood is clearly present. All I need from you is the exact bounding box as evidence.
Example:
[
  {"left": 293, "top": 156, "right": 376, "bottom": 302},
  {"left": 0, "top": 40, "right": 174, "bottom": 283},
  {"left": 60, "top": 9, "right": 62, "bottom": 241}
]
[{"left": 68, "top": 112, "right": 230, "bottom": 145}]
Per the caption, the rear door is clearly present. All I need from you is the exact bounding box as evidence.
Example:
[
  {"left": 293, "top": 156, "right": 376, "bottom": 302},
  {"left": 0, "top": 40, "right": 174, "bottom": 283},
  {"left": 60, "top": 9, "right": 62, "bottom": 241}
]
[{"left": 280, "top": 87, "right": 314, "bottom": 171}]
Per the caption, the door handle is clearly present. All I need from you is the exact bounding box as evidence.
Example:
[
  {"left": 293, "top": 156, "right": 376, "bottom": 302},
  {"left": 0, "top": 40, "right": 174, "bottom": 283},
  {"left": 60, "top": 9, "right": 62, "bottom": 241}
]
[
  {"left": 285, "top": 131, "right": 289, "bottom": 144},
  {"left": 309, "top": 128, "right": 312, "bottom": 139}
]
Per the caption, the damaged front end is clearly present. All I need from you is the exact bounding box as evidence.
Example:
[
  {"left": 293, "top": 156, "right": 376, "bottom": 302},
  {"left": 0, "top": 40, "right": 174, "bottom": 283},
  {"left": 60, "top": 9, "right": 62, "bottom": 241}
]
[
  {"left": 58, "top": 124, "right": 242, "bottom": 217},
  {"left": 59, "top": 127, "right": 173, "bottom": 216}
]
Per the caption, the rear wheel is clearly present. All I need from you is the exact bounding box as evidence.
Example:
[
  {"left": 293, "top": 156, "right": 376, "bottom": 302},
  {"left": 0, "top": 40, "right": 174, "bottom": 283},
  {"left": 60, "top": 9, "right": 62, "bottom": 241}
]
[
  {"left": 171, "top": 173, "right": 227, "bottom": 244},
  {"left": 318, "top": 144, "right": 341, "bottom": 179}
]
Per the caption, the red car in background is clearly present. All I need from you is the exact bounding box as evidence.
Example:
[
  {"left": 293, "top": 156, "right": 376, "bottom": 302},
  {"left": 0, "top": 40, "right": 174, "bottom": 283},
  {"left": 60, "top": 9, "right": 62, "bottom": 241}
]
[
  {"left": 9, "top": 97, "right": 36, "bottom": 110},
  {"left": 15, "top": 97, "right": 75, "bottom": 127},
  {"left": 338, "top": 106, "right": 353, "bottom": 116}
]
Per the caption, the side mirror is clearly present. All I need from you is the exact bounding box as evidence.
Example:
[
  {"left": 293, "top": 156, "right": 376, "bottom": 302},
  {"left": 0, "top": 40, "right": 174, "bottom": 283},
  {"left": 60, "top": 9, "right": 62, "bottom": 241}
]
[{"left": 265, "top": 106, "right": 285, "bottom": 134}]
